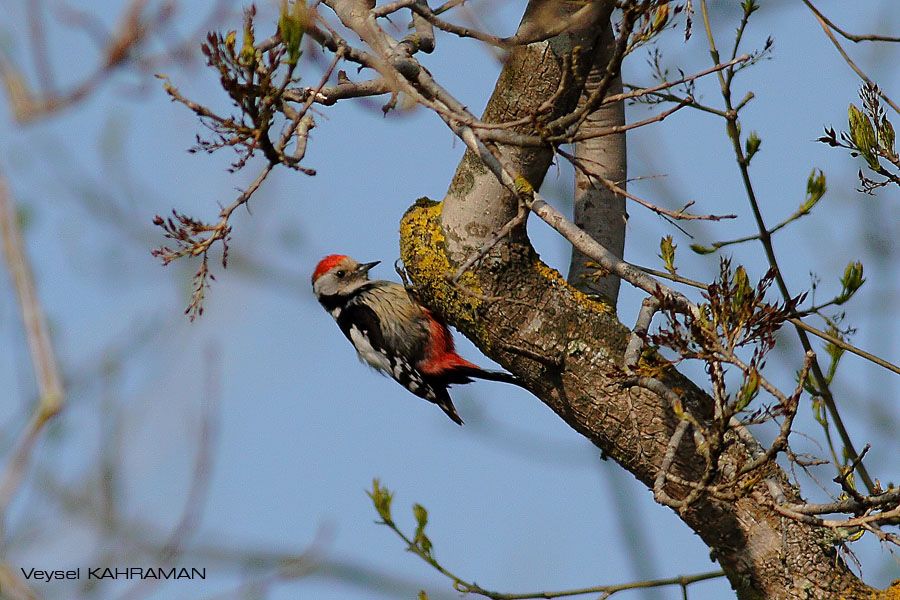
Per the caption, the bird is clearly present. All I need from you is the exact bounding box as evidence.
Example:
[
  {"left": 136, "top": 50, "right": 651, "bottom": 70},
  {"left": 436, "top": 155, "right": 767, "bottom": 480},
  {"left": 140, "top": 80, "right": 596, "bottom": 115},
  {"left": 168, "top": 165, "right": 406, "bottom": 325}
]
[{"left": 311, "top": 254, "right": 523, "bottom": 424}]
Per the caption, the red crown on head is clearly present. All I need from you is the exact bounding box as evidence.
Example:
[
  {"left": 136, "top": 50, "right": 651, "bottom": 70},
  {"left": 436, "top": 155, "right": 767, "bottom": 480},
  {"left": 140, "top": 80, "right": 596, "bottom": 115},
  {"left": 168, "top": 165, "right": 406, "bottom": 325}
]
[{"left": 312, "top": 254, "right": 349, "bottom": 283}]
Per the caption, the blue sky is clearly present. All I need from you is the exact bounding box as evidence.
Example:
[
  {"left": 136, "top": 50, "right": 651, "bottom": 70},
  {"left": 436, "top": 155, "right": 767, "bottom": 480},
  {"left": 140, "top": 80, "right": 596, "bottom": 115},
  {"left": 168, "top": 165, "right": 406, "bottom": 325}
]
[{"left": 1, "top": 1, "right": 898, "bottom": 598}]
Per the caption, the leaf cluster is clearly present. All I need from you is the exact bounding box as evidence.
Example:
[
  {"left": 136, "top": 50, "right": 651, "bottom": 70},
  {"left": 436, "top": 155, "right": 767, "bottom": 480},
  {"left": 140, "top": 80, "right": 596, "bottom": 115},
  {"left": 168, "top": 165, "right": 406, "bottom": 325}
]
[
  {"left": 150, "top": 210, "right": 229, "bottom": 320},
  {"left": 653, "top": 258, "right": 804, "bottom": 362},
  {"left": 818, "top": 83, "right": 899, "bottom": 194},
  {"left": 162, "top": 5, "right": 312, "bottom": 173}
]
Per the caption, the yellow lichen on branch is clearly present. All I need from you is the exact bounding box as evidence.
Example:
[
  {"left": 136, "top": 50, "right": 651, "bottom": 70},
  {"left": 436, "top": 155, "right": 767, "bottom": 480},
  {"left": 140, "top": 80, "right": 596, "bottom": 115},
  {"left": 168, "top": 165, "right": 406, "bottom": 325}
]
[
  {"left": 874, "top": 581, "right": 900, "bottom": 600},
  {"left": 399, "top": 197, "right": 613, "bottom": 359},
  {"left": 399, "top": 198, "right": 485, "bottom": 332},
  {"left": 532, "top": 259, "right": 613, "bottom": 316}
]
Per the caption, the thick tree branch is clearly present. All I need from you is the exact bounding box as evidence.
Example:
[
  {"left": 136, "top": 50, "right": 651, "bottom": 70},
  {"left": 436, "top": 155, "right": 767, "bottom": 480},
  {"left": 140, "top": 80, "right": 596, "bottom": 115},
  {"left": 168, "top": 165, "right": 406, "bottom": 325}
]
[
  {"left": 567, "top": 21, "right": 627, "bottom": 305},
  {"left": 440, "top": 0, "right": 614, "bottom": 266},
  {"left": 397, "top": 3, "right": 881, "bottom": 598}
]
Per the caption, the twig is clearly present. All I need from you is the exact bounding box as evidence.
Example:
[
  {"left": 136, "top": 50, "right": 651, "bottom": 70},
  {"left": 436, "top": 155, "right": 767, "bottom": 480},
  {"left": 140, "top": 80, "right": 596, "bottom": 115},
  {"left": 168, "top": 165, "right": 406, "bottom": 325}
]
[
  {"left": 407, "top": 1, "right": 604, "bottom": 49},
  {"left": 624, "top": 296, "right": 660, "bottom": 371},
  {"left": 454, "top": 568, "right": 726, "bottom": 600},
  {"left": 283, "top": 77, "right": 392, "bottom": 105},
  {"left": 699, "top": 199, "right": 819, "bottom": 252},
  {"left": 833, "top": 444, "right": 871, "bottom": 503},
  {"left": 630, "top": 88, "right": 729, "bottom": 117},
  {"left": 783, "top": 489, "right": 900, "bottom": 516},
  {"left": 117, "top": 344, "right": 221, "bottom": 600},
  {"left": 766, "top": 483, "right": 900, "bottom": 531},
  {"left": 735, "top": 352, "right": 812, "bottom": 477},
  {"left": 433, "top": 0, "right": 467, "bottom": 16},
  {"left": 559, "top": 146, "right": 735, "bottom": 223},
  {"left": 609, "top": 54, "right": 750, "bottom": 105},
  {"left": 801, "top": 0, "right": 900, "bottom": 43},
  {"left": 653, "top": 420, "right": 691, "bottom": 509},
  {"left": 631, "top": 262, "right": 900, "bottom": 377},
  {"left": 0, "top": 0, "right": 166, "bottom": 122},
  {"left": 699, "top": 0, "right": 877, "bottom": 493},
  {"left": 806, "top": 4, "right": 899, "bottom": 114},
  {"left": 376, "top": 492, "right": 724, "bottom": 599},
  {"left": 451, "top": 204, "right": 527, "bottom": 282},
  {"left": 471, "top": 90, "right": 694, "bottom": 146},
  {"left": 0, "top": 173, "right": 65, "bottom": 531},
  {"left": 276, "top": 48, "right": 344, "bottom": 165},
  {"left": 372, "top": 0, "right": 417, "bottom": 18}
]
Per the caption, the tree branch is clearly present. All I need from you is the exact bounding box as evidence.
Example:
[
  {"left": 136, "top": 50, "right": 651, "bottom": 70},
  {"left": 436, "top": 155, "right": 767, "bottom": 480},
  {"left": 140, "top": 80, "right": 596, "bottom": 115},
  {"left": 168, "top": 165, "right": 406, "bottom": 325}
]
[{"left": 0, "top": 172, "right": 65, "bottom": 533}]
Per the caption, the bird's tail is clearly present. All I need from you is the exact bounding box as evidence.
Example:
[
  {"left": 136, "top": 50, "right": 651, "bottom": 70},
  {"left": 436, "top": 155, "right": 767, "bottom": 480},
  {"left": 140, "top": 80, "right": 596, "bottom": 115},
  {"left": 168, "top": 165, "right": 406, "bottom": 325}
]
[
  {"left": 433, "top": 388, "right": 464, "bottom": 425},
  {"left": 430, "top": 366, "right": 524, "bottom": 426},
  {"left": 463, "top": 367, "right": 527, "bottom": 388},
  {"left": 422, "top": 352, "right": 525, "bottom": 389}
]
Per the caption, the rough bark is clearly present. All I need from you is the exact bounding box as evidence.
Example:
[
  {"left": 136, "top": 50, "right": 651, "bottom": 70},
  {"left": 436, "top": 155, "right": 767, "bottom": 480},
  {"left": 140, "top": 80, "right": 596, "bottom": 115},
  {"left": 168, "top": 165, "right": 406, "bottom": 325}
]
[
  {"left": 399, "top": 2, "right": 892, "bottom": 598},
  {"left": 403, "top": 202, "right": 883, "bottom": 599}
]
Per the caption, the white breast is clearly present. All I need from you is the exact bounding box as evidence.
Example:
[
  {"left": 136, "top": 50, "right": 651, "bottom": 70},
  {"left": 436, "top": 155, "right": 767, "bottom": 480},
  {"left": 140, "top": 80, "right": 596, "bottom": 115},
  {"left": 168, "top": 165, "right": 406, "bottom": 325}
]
[{"left": 349, "top": 326, "right": 392, "bottom": 374}]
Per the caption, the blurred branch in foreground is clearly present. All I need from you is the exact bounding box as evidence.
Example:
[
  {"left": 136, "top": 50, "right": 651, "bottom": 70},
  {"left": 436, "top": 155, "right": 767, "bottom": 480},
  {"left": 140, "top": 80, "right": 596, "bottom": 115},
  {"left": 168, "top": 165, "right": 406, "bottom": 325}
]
[{"left": 0, "top": 173, "right": 64, "bottom": 538}]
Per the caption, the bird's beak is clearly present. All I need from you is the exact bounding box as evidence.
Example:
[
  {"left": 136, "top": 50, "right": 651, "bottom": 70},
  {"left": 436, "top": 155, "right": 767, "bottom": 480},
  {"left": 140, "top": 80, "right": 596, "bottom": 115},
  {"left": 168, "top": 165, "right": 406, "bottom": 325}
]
[{"left": 358, "top": 261, "right": 380, "bottom": 274}]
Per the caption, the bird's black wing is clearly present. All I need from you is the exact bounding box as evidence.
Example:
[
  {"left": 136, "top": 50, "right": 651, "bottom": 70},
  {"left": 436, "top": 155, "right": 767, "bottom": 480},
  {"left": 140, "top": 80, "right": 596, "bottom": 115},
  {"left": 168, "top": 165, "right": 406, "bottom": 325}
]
[
  {"left": 335, "top": 296, "right": 463, "bottom": 425},
  {"left": 335, "top": 301, "right": 387, "bottom": 352}
]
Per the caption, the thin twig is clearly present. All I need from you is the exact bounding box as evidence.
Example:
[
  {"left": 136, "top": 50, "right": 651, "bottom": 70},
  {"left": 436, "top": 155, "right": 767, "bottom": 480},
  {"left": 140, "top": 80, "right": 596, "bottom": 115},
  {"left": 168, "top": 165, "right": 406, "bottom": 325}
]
[
  {"left": 0, "top": 173, "right": 65, "bottom": 531},
  {"left": 283, "top": 77, "right": 392, "bottom": 105},
  {"left": 806, "top": 4, "right": 899, "bottom": 114},
  {"left": 801, "top": 0, "right": 900, "bottom": 43},
  {"left": 560, "top": 146, "right": 736, "bottom": 222},
  {"left": 631, "top": 262, "right": 900, "bottom": 377},
  {"left": 378, "top": 500, "right": 724, "bottom": 599},
  {"left": 117, "top": 344, "right": 220, "bottom": 600},
  {"left": 700, "top": 199, "right": 819, "bottom": 252},
  {"left": 700, "top": 0, "right": 877, "bottom": 493},
  {"left": 407, "top": 1, "right": 603, "bottom": 49},
  {"left": 654, "top": 420, "right": 691, "bottom": 508},
  {"left": 624, "top": 296, "right": 660, "bottom": 371},
  {"left": 609, "top": 54, "right": 750, "bottom": 105},
  {"left": 451, "top": 204, "right": 527, "bottom": 282}
]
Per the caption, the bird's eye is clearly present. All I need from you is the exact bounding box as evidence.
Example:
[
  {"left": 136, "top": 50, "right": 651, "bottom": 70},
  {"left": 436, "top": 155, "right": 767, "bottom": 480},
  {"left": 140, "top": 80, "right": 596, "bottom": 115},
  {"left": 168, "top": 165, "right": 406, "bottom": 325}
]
[{"left": 336, "top": 270, "right": 347, "bottom": 278}]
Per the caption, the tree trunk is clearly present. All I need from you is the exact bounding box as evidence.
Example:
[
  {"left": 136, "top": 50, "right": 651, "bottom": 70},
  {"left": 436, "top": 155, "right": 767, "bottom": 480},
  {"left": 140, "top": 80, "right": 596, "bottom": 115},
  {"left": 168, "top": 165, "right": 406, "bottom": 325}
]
[
  {"left": 399, "top": 2, "right": 888, "bottom": 598},
  {"left": 568, "top": 22, "right": 627, "bottom": 306}
]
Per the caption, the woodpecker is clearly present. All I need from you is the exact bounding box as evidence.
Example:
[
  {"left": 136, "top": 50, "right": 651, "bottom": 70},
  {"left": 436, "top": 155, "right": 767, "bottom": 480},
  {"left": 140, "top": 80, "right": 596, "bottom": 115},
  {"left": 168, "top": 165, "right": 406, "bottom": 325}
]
[{"left": 312, "top": 254, "right": 522, "bottom": 424}]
